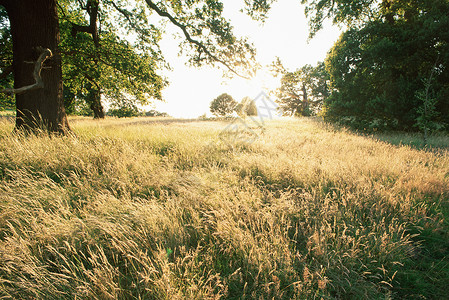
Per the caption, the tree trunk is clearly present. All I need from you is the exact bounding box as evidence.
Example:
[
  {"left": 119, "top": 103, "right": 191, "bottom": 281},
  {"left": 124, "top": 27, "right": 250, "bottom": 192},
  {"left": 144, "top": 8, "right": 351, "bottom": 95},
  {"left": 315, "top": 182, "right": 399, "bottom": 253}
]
[
  {"left": 301, "top": 83, "right": 309, "bottom": 116},
  {"left": 88, "top": 88, "right": 104, "bottom": 119},
  {"left": 1, "top": 0, "right": 70, "bottom": 133}
]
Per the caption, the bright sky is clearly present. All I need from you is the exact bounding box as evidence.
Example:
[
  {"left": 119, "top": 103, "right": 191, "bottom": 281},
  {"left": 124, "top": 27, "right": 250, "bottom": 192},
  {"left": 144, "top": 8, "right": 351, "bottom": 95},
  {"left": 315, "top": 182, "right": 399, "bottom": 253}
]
[{"left": 151, "top": 0, "right": 342, "bottom": 118}]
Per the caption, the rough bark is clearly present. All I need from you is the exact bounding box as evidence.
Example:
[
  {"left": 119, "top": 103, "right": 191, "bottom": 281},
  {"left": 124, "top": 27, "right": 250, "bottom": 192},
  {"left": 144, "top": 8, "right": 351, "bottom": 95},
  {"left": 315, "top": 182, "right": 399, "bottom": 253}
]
[{"left": 0, "top": 0, "right": 70, "bottom": 133}]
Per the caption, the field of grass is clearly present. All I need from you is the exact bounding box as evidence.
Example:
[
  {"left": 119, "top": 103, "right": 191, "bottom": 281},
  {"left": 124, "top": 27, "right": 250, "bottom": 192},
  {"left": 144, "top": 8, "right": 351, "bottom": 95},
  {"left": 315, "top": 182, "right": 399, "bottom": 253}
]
[{"left": 0, "top": 116, "right": 448, "bottom": 299}]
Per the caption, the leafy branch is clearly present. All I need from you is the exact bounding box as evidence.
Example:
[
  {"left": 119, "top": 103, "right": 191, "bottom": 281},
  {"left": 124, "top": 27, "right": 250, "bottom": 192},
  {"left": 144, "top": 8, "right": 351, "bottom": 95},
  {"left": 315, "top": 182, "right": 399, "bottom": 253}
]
[{"left": 144, "top": 0, "right": 251, "bottom": 79}]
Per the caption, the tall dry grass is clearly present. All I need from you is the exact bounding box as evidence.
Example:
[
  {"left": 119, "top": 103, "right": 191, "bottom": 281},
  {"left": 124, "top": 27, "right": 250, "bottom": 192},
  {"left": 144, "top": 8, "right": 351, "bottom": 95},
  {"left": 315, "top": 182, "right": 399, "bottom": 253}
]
[{"left": 0, "top": 116, "right": 448, "bottom": 299}]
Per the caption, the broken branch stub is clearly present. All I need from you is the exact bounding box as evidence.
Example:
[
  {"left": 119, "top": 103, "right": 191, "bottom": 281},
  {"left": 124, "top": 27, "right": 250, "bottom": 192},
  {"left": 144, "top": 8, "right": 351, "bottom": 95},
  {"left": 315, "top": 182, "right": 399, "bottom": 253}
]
[{"left": 1, "top": 47, "right": 53, "bottom": 96}]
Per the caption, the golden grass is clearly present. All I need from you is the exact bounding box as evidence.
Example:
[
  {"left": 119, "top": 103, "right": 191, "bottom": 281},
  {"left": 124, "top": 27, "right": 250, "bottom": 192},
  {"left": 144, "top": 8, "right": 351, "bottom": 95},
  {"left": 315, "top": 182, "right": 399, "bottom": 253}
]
[{"left": 0, "top": 116, "right": 448, "bottom": 299}]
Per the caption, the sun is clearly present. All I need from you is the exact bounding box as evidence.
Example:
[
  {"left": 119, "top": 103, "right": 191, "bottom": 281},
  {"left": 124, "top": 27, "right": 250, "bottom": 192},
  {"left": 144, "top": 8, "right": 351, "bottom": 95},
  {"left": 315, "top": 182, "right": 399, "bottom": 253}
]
[{"left": 225, "top": 68, "right": 280, "bottom": 103}]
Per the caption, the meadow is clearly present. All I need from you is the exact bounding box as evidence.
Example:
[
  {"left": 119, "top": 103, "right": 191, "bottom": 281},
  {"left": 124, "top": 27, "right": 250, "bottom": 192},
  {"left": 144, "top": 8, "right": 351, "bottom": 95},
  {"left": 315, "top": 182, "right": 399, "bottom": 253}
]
[{"left": 0, "top": 116, "right": 448, "bottom": 299}]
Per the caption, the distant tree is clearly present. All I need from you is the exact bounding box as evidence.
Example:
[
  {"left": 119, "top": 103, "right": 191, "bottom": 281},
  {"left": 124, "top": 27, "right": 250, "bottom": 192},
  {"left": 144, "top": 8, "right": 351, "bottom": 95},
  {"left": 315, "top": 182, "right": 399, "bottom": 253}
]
[
  {"left": 145, "top": 109, "right": 169, "bottom": 117},
  {"left": 107, "top": 101, "right": 141, "bottom": 118},
  {"left": 275, "top": 71, "right": 303, "bottom": 116},
  {"left": 198, "top": 113, "right": 208, "bottom": 120},
  {"left": 246, "top": 99, "right": 258, "bottom": 116},
  {"left": 210, "top": 93, "right": 237, "bottom": 117},
  {"left": 273, "top": 61, "right": 329, "bottom": 116},
  {"left": 236, "top": 96, "right": 258, "bottom": 117}
]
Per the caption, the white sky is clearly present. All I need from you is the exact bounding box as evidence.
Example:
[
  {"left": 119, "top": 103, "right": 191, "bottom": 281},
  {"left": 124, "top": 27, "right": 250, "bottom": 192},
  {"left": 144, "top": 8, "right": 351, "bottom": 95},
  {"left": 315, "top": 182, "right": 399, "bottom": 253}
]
[{"left": 151, "top": 0, "right": 342, "bottom": 118}]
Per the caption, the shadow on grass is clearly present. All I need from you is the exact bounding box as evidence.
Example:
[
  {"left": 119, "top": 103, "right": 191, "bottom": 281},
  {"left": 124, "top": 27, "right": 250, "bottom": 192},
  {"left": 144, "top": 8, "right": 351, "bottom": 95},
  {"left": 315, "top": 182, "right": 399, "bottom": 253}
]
[
  {"left": 317, "top": 118, "right": 449, "bottom": 152},
  {"left": 371, "top": 131, "right": 449, "bottom": 151}
]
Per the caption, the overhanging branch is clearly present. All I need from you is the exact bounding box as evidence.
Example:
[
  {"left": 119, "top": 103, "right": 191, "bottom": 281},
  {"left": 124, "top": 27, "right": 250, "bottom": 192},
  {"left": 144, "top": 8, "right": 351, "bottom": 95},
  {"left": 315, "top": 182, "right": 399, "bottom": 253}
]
[
  {"left": 145, "top": 0, "right": 250, "bottom": 79},
  {"left": 1, "top": 47, "right": 52, "bottom": 95},
  {"left": 109, "top": 1, "right": 155, "bottom": 44},
  {"left": 109, "top": 1, "right": 134, "bottom": 27}
]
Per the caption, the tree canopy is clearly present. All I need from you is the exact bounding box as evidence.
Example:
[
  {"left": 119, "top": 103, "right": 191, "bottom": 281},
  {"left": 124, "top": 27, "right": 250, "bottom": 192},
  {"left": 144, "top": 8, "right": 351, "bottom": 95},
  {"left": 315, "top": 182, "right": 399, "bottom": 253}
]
[
  {"left": 210, "top": 93, "right": 237, "bottom": 117},
  {"left": 58, "top": 0, "right": 168, "bottom": 118},
  {"left": 273, "top": 61, "right": 329, "bottom": 117},
  {"left": 236, "top": 96, "right": 258, "bottom": 117},
  {"left": 321, "top": 0, "right": 449, "bottom": 131},
  {"left": 2, "top": 0, "right": 447, "bottom": 133},
  {"left": 0, "top": 0, "right": 266, "bottom": 132}
]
